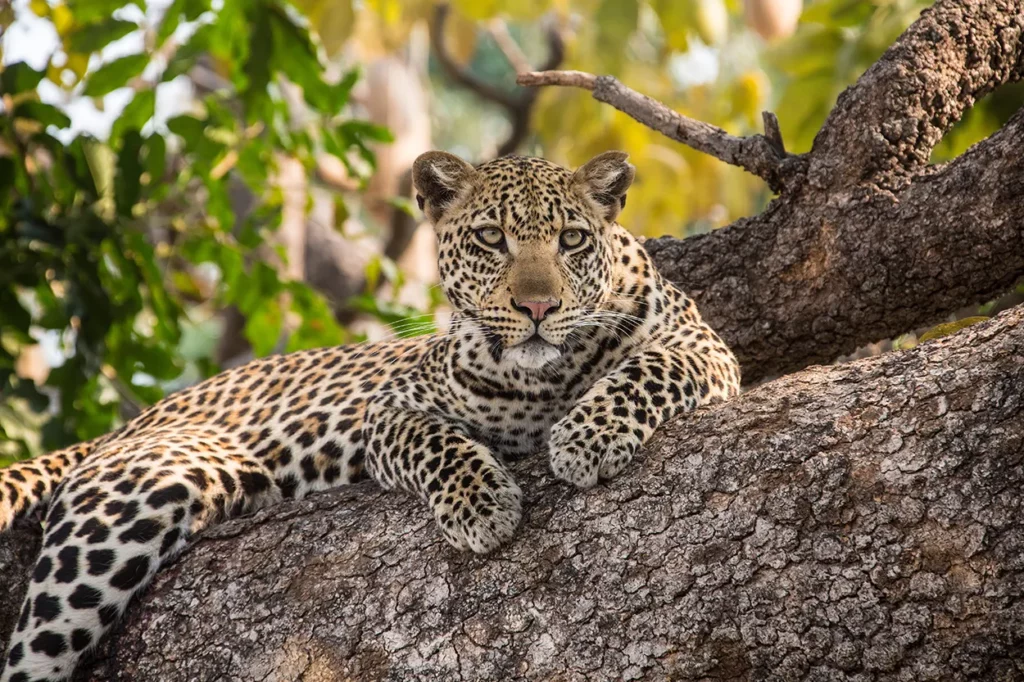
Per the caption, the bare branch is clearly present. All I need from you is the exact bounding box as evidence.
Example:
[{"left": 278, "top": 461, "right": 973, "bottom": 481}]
[
  {"left": 487, "top": 19, "right": 532, "bottom": 75},
  {"left": 762, "top": 111, "right": 786, "bottom": 156},
  {"left": 517, "top": 70, "right": 795, "bottom": 192},
  {"left": 430, "top": 5, "right": 519, "bottom": 110},
  {"left": 431, "top": 4, "right": 565, "bottom": 158}
]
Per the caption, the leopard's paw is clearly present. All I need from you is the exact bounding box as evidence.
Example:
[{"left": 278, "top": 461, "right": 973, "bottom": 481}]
[
  {"left": 430, "top": 463, "right": 522, "bottom": 554},
  {"left": 549, "top": 421, "right": 640, "bottom": 489}
]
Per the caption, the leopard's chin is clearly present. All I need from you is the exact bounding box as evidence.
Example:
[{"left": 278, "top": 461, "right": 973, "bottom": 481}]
[{"left": 504, "top": 336, "right": 562, "bottom": 370}]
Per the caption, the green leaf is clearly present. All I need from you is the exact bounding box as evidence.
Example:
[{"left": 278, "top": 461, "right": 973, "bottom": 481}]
[
  {"left": 67, "top": 19, "right": 138, "bottom": 53},
  {"left": 243, "top": 10, "right": 273, "bottom": 122},
  {"left": 58, "top": 137, "right": 98, "bottom": 198},
  {"left": 143, "top": 134, "right": 166, "bottom": 185},
  {"left": 327, "top": 67, "right": 360, "bottom": 114},
  {"left": 162, "top": 23, "right": 214, "bottom": 81},
  {"left": 115, "top": 131, "right": 143, "bottom": 216},
  {"left": 166, "top": 114, "right": 206, "bottom": 145},
  {"left": 13, "top": 101, "right": 71, "bottom": 129},
  {"left": 1, "top": 62, "right": 45, "bottom": 95},
  {"left": 244, "top": 300, "right": 283, "bottom": 357},
  {"left": 157, "top": 0, "right": 211, "bottom": 45},
  {"left": 67, "top": 0, "right": 146, "bottom": 24},
  {"left": 110, "top": 89, "right": 156, "bottom": 141},
  {"left": 83, "top": 54, "right": 149, "bottom": 96},
  {"left": 652, "top": 0, "right": 691, "bottom": 52},
  {"left": 235, "top": 136, "right": 269, "bottom": 187},
  {"left": 268, "top": 6, "right": 334, "bottom": 112},
  {"left": 338, "top": 120, "right": 394, "bottom": 143}
]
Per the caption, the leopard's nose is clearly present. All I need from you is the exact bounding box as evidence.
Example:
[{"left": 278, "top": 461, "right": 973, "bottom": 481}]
[{"left": 512, "top": 298, "right": 561, "bottom": 322}]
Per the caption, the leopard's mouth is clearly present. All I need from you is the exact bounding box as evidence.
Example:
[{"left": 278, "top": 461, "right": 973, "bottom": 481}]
[
  {"left": 519, "top": 334, "right": 553, "bottom": 349},
  {"left": 504, "top": 334, "right": 562, "bottom": 369}
]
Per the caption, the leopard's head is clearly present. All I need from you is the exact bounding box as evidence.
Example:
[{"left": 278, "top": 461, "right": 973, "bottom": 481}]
[{"left": 413, "top": 151, "right": 634, "bottom": 369}]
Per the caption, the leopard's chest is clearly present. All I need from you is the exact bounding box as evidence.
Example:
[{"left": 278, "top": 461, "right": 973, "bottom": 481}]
[
  {"left": 456, "top": 390, "right": 578, "bottom": 459},
  {"left": 444, "top": 340, "right": 634, "bottom": 458}
]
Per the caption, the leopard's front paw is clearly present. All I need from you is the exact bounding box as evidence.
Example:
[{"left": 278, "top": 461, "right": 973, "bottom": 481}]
[
  {"left": 429, "top": 462, "right": 522, "bottom": 554},
  {"left": 549, "top": 420, "right": 640, "bottom": 489}
]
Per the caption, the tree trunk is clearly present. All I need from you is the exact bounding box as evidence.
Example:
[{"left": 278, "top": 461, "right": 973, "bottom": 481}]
[{"left": 0, "top": 305, "right": 1005, "bottom": 679}]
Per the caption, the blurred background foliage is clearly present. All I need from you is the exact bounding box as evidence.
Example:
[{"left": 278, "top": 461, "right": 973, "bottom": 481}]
[{"left": 1, "top": 0, "right": 1020, "bottom": 465}]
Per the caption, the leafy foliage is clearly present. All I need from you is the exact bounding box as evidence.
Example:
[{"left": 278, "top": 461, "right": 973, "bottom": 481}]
[{"left": 0, "top": 0, "right": 390, "bottom": 464}]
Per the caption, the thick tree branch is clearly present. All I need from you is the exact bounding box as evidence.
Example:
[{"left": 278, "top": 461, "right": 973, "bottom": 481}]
[
  {"left": 516, "top": 70, "right": 796, "bottom": 192},
  {"left": 809, "top": 0, "right": 1024, "bottom": 191},
  {"left": 1, "top": 306, "right": 1019, "bottom": 680},
  {"left": 645, "top": 103, "right": 1024, "bottom": 384}
]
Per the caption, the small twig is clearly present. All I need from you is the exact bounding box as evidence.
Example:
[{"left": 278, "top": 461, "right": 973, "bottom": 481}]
[
  {"left": 517, "top": 70, "right": 793, "bottom": 192},
  {"left": 431, "top": 5, "right": 518, "bottom": 110}
]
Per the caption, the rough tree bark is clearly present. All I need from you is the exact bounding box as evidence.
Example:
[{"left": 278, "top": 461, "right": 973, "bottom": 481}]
[{"left": 3, "top": 1, "right": 1024, "bottom": 680}]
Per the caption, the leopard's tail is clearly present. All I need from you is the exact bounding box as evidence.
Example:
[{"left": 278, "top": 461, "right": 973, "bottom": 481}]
[{"left": 0, "top": 439, "right": 98, "bottom": 532}]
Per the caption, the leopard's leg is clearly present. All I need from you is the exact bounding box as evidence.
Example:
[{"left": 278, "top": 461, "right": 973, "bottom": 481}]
[
  {"left": 364, "top": 404, "right": 521, "bottom": 554},
  {"left": 2, "top": 432, "right": 279, "bottom": 682},
  {"left": 550, "top": 342, "right": 740, "bottom": 488}
]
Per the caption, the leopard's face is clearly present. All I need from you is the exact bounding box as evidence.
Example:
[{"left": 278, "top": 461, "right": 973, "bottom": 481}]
[{"left": 414, "top": 153, "right": 635, "bottom": 369}]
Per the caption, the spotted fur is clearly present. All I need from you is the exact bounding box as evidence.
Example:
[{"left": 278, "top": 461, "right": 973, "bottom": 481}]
[{"left": 1, "top": 152, "right": 739, "bottom": 681}]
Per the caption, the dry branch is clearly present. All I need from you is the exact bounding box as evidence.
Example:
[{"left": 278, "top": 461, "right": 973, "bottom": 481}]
[
  {"left": 3, "top": 307, "right": 1021, "bottom": 681},
  {"left": 516, "top": 70, "right": 794, "bottom": 192}
]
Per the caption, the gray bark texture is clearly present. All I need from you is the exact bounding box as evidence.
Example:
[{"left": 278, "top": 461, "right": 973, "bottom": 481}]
[{"left": 0, "top": 303, "right": 1017, "bottom": 681}]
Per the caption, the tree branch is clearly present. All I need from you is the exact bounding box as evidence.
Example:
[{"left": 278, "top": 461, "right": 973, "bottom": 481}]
[
  {"left": 487, "top": 18, "right": 533, "bottom": 75},
  {"left": 431, "top": 4, "right": 565, "bottom": 158},
  {"left": 645, "top": 101, "right": 1024, "bottom": 384},
  {"left": 516, "top": 70, "right": 796, "bottom": 192},
  {"left": 1, "top": 306, "right": 1017, "bottom": 680},
  {"left": 431, "top": 5, "right": 519, "bottom": 110},
  {"left": 808, "top": 0, "right": 1024, "bottom": 191}
]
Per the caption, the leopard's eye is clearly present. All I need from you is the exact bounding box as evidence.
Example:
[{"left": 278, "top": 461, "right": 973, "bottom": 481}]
[
  {"left": 559, "top": 229, "right": 587, "bottom": 250},
  {"left": 474, "top": 227, "right": 505, "bottom": 248}
]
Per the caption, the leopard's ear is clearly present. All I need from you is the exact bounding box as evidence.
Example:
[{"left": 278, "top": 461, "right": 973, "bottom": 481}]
[
  {"left": 572, "top": 151, "right": 635, "bottom": 222},
  {"left": 413, "top": 151, "right": 476, "bottom": 224}
]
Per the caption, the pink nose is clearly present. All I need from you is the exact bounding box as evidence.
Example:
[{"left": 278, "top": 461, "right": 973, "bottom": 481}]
[{"left": 513, "top": 299, "right": 560, "bottom": 322}]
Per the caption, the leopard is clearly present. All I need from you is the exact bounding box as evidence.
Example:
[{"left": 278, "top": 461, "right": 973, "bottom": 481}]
[{"left": 0, "top": 151, "right": 740, "bottom": 681}]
